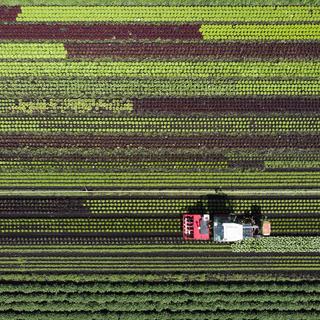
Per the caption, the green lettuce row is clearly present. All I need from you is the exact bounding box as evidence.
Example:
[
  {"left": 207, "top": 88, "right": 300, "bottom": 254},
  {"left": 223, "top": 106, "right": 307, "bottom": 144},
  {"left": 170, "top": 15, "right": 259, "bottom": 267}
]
[
  {"left": 232, "top": 237, "right": 320, "bottom": 253},
  {"left": 0, "top": 116, "right": 320, "bottom": 134},
  {"left": 0, "top": 244, "right": 231, "bottom": 253},
  {"left": 4, "top": 0, "right": 320, "bottom": 5},
  {"left": 84, "top": 198, "right": 320, "bottom": 216},
  {"left": 3, "top": 79, "right": 320, "bottom": 98},
  {"left": 0, "top": 299, "right": 319, "bottom": 312},
  {"left": 4, "top": 61, "right": 320, "bottom": 78},
  {"left": 0, "top": 272, "right": 314, "bottom": 282},
  {"left": 0, "top": 255, "right": 316, "bottom": 271},
  {"left": 0, "top": 311, "right": 318, "bottom": 320},
  {"left": 0, "top": 217, "right": 180, "bottom": 233},
  {"left": 1, "top": 159, "right": 319, "bottom": 172},
  {"left": 265, "top": 160, "right": 320, "bottom": 169},
  {"left": 16, "top": 6, "right": 320, "bottom": 22},
  {"left": 0, "top": 99, "right": 133, "bottom": 115},
  {"left": 0, "top": 160, "right": 228, "bottom": 173},
  {"left": 0, "top": 172, "right": 320, "bottom": 187},
  {"left": 0, "top": 291, "right": 319, "bottom": 304},
  {"left": 222, "top": 198, "right": 320, "bottom": 215},
  {"left": 0, "top": 281, "right": 319, "bottom": 294},
  {"left": 85, "top": 198, "right": 211, "bottom": 216},
  {"left": 270, "top": 220, "right": 320, "bottom": 234},
  {"left": 0, "top": 43, "right": 67, "bottom": 60},
  {"left": 200, "top": 24, "right": 320, "bottom": 41}
]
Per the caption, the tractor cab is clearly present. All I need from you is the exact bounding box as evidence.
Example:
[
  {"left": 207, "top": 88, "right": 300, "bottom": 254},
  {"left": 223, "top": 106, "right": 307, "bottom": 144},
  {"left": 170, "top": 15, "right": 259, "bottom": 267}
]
[{"left": 182, "top": 214, "right": 210, "bottom": 240}]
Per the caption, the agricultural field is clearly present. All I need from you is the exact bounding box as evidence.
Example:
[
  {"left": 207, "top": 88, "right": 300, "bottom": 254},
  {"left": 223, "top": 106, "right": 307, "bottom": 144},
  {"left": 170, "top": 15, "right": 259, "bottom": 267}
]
[{"left": 0, "top": 1, "right": 320, "bottom": 319}]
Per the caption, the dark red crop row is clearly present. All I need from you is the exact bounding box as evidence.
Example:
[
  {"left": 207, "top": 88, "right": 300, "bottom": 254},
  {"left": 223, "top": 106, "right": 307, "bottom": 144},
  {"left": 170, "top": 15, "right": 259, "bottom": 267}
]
[
  {"left": 0, "top": 153, "right": 226, "bottom": 162},
  {"left": 66, "top": 42, "right": 320, "bottom": 59},
  {"left": 0, "top": 235, "right": 185, "bottom": 246},
  {"left": 132, "top": 97, "right": 320, "bottom": 114},
  {"left": 0, "top": 6, "right": 20, "bottom": 21},
  {"left": 0, "top": 24, "right": 201, "bottom": 40},
  {"left": 0, "top": 199, "right": 87, "bottom": 215},
  {"left": 0, "top": 133, "right": 319, "bottom": 148}
]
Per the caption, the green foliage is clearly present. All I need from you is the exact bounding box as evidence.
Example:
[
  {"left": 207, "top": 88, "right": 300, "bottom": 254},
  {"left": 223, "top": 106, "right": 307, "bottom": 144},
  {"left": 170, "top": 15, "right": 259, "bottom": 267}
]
[
  {"left": 0, "top": 172, "right": 319, "bottom": 188},
  {"left": 0, "top": 43, "right": 67, "bottom": 60},
  {"left": 0, "top": 116, "right": 320, "bottom": 134},
  {"left": 233, "top": 237, "right": 320, "bottom": 252},
  {"left": 2, "top": 0, "right": 320, "bottom": 5},
  {"left": 3, "top": 79, "right": 320, "bottom": 98},
  {"left": 3, "top": 61, "right": 320, "bottom": 78},
  {"left": 16, "top": 6, "right": 320, "bottom": 22},
  {"left": 200, "top": 24, "right": 320, "bottom": 41}
]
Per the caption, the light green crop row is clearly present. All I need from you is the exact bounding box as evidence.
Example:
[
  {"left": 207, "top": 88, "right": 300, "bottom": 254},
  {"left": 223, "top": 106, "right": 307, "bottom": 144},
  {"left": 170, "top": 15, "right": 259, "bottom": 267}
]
[
  {"left": 0, "top": 280, "right": 318, "bottom": 294},
  {"left": 5, "top": 0, "right": 320, "bottom": 5},
  {"left": 0, "top": 172, "right": 320, "bottom": 187},
  {"left": 0, "top": 311, "right": 316, "bottom": 320},
  {"left": 200, "top": 24, "right": 320, "bottom": 41},
  {"left": 0, "top": 43, "right": 67, "bottom": 60},
  {"left": 3, "top": 79, "right": 320, "bottom": 98},
  {"left": 0, "top": 116, "right": 318, "bottom": 134},
  {"left": 0, "top": 298, "right": 319, "bottom": 313},
  {"left": 0, "top": 255, "right": 316, "bottom": 273},
  {"left": 0, "top": 291, "right": 317, "bottom": 305},
  {"left": 0, "top": 160, "right": 228, "bottom": 173},
  {"left": 84, "top": 198, "right": 320, "bottom": 216},
  {"left": 16, "top": 6, "right": 320, "bottom": 22},
  {"left": 4, "top": 61, "right": 320, "bottom": 78},
  {"left": 230, "top": 199, "right": 320, "bottom": 215},
  {"left": 265, "top": 160, "right": 320, "bottom": 168},
  {"left": 0, "top": 99, "right": 133, "bottom": 115},
  {"left": 232, "top": 237, "right": 320, "bottom": 252},
  {"left": 0, "top": 218, "right": 180, "bottom": 234},
  {"left": 85, "top": 198, "right": 199, "bottom": 215}
]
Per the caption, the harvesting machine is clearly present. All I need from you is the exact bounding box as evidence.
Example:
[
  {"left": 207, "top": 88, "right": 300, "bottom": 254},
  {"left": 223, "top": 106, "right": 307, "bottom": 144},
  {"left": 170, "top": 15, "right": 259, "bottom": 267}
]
[{"left": 182, "top": 212, "right": 271, "bottom": 242}]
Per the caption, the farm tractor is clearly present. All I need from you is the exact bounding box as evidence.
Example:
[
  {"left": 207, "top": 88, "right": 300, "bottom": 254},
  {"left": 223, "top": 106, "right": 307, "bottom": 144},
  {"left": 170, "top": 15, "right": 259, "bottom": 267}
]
[{"left": 182, "top": 212, "right": 271, "bottom": 242}]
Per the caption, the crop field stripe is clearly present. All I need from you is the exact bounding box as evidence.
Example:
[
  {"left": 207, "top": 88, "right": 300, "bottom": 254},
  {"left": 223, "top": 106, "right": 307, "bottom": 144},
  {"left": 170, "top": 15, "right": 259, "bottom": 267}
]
[
  {"left": 4, "top": 23, "right": 320, "bottom": 42},
  {"left": 1, "top": 172, "right": 320, "bottom": 188},
  {"left": 0, "top": 160, "right": 229, "bottom": 172},
  {"left": 2, "top": 302, "right": 320, "bottom": 314},
  {"left": 0, "top": 43, "right": 67, "bottom": 60},
  {"left": 4, "top": 98, "right": 320, "bottom": 115},
  {"left": 5, "top": 79, "right": 320, "bottom": 98},
  {"left": 0, "top": 271, "right": 316, "bottom": 282},
  {"left": 5, "top": 0, "right": 320, "bottom": 5},
  {"left": 232, "top": 237, "right": 320, "bottom": 253},
  {"left": 14, "top": 6, "right": 320, "bottom": 23},
  {"left": 65, "top": 42, "right": 320, "bottom": 59},
  {"left": 200, "top": 24, "right": 320, "bottom": 41},
  {"left": 1, "top": 282, "right": 320, "bottom": 294},
  {"left": 0, "top": 24, "right": 202, "bottom": 40},
  {"left": 2, "top": 284, "right": 320, "bottom": 295},
  {"left": 2, "top": 147, "right": 320, "bottom": 162},
  {"left": 0, "top": 217, "right": 181, "bottom": 234},
  {"left": 1, "top": 133, "right": 320, "bottom": 149},
  {"left": 1, "top": 292, "right": 320, "bottom": 304},
  {"left": 5, "top": 61, "right": 320, "bottom": 79},
  {"left": 132, "top": 97, "right": 320, "bottom": 115},
  {"left": 0, "top": 312, "right": 318, "bottom": 320},
  {"left": 1, "top": 116, "right": 320, "bottom": 135}
]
